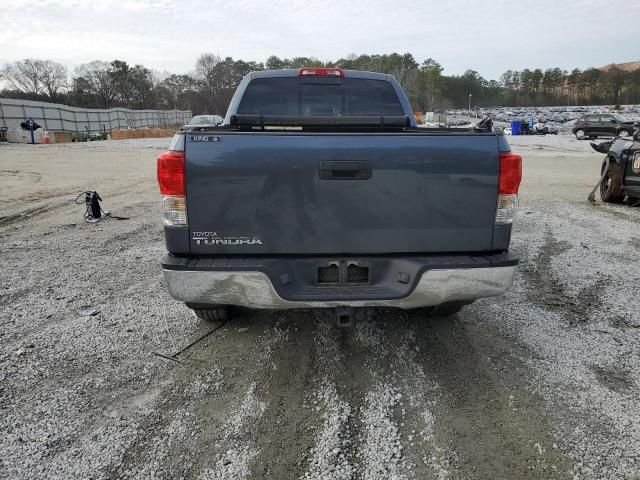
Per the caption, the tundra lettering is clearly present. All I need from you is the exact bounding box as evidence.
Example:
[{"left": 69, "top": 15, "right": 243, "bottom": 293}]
[{"left": 193, "top": 235, "right": 263, "bottom": 246}]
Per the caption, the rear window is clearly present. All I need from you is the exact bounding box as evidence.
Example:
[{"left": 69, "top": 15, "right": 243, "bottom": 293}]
[{"left": 236, "top": 77, "right": 404, "bottom": 117}]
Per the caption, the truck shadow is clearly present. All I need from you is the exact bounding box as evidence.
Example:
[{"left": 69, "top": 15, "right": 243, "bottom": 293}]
[
  {"left": 239, "top": 306, "right": 573, "bottom": 479},
  {"left": 403, "top": 310, "right": 571, "bottom": 478}
]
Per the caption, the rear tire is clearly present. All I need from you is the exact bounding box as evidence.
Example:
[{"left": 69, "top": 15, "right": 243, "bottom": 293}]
[
  {"left": 575, "top": 129, "right": 586, "bottom": 140},
  {"left": 187, "top": 304, "right": 229, "bottom": 322},
  {"left": 600, "top": 161, "right": 625, "bottom": 203}
]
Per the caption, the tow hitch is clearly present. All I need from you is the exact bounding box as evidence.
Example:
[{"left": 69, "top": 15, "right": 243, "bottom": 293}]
[{"left": 335, "top": 307, "right": 353, "bottom": 328}]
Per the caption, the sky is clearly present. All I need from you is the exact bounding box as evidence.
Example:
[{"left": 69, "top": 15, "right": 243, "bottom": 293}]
[{"left": 1, "top": 0, "right": 639, "bottom": 80}]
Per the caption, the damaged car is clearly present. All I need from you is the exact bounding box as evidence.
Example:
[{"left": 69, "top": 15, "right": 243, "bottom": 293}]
[{"left": 589, "top": 131, "right": 640, "bottom": 203}]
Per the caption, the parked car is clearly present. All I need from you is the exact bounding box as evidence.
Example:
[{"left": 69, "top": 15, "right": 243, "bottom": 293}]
[
  {"left": 180, "top": 115, "right": 223, "bottom": 130},
  {"left": 597, "top": 131, "right": 640, "bottom": 203},
  {"left": 572, "top": 113, "right": 639, "bottom": 140},
  {"left": 157, "top": 68, "right": 522, "bottom": 323}
]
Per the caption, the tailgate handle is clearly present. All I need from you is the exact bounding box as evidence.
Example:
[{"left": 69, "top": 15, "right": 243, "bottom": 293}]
[{"left": 319, "top": 161, "right": 372, "bottom": 180}]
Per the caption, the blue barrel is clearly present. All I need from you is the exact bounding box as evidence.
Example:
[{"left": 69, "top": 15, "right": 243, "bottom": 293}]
[{"left": 511, "top": 120, "right": 521, "bottom": 136}]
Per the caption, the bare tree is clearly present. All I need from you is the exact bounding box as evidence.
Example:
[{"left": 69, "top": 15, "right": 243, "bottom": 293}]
[
  {"left": 1, "top": 59, "right": 47, "bottom": 97},
  {"left": 195, "top": 53, "right": 221, "bottom": 89},
  {"left": 74, "top": 61, "right": 117, "bottom": 108},
  {"left": 195, "top": 53, "right": 221, "bottom": 111},
  {"left": 40, "top": 60, "right": 68, "bottom": 101}
]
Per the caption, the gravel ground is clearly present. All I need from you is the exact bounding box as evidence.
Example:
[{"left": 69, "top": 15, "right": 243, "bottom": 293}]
[{"left": 0, "top": 135, "right": 639, "bottom": 479}]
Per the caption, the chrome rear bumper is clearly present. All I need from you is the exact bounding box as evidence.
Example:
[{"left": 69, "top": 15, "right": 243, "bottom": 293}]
[{"left": 163, "top": 266, "right": 517, "bottom": 309}]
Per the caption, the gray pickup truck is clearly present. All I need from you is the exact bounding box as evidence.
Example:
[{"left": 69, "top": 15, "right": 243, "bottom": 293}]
[{"left": 157, "top": 67, "right": 521, "bottom": 322}]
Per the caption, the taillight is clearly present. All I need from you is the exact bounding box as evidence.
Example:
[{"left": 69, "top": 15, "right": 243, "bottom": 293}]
[
  {"left": 498, "top": 152, "right": 522, "bottom": 195},
  {"left": 496, "top": 152, "right": 522, "bottom": 224},
  {"left": 298, "top": 67, "right": 343, "bottom": 77},
  {"left": 157, "top": 150, "right": 187, "bottom": 226},
  {"left": 157, "top": 150, "right": 185, "bottom": 195}
]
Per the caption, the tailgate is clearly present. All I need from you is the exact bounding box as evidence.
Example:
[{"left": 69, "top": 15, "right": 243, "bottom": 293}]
[{"left": 185, "top": 133, "right": 499, "bottom": 254}]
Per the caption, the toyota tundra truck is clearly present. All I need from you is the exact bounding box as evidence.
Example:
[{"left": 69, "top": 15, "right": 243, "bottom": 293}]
[{"left": 157, "top": 68, "right": 521, "bottom": 322}]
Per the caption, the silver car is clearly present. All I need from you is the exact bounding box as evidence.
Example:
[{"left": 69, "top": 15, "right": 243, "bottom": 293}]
[{"left": 181, "top": 115, "right": 223, "bottom": 131}]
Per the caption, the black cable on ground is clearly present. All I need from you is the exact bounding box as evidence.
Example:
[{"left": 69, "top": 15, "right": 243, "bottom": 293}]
[
  {"left": 75, "top": 191, "right": 129, "bottom": 222},
  {"left": 152, "top": 319, "right": 228, "bottom": 364}
]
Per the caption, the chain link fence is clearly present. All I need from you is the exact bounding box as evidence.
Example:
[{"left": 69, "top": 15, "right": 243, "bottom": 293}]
[{"left": 0, "top": 98, "right": 192, "bottom": 133}]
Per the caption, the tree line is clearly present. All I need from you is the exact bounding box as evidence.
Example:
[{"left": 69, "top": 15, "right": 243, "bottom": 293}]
[{"left": 2, "top": 53, "right": 639, "bottom": 114}]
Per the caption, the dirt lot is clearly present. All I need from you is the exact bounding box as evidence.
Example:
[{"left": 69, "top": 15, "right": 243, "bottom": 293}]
[{"left": 1, "top": 136, "right": 639, "bottom": 479}]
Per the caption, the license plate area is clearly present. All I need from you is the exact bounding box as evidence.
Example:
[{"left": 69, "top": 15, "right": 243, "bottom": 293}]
[
  {"left": 317, "top": 263, "right": 340, "bottom": 284},
  {"left": 317, "top": 261, "right": 370, "bottom": 285}
]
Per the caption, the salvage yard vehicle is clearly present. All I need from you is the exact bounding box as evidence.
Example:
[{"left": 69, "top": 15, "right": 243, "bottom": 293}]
[
  {"left": 71, "top": 126, "right": 108, "bottom": 142},
  {"left": 597, "top": 131, "right": 640, "bottom": 203},
  {"left": 180, "top": 115, "right": 223, "bottom": 131},
  {"left": 157, "top": 68, "right": 522, "bottom": 322},
  {"left": 573, "top": 113, "right": 639, "bottom": 140}
]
